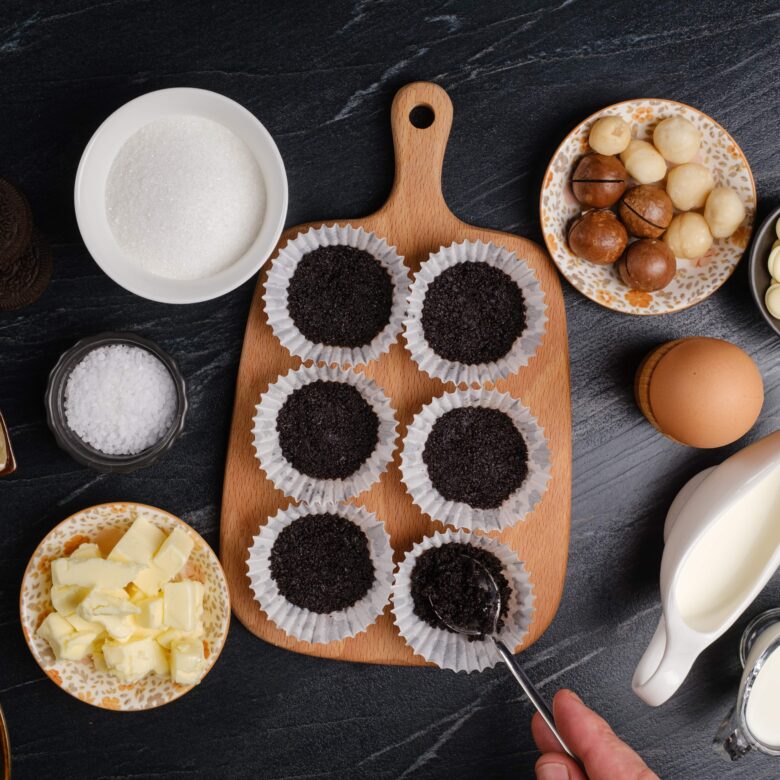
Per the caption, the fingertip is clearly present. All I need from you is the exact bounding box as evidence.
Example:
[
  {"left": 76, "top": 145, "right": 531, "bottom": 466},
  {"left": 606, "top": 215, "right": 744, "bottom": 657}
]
[{"left": 535, "top": 753, "right": 587, "bottom": 780}]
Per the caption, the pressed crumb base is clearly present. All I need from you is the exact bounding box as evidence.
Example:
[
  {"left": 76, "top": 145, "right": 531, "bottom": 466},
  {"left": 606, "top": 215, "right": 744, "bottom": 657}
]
[
  {"left": 421, "top": 262, "right": 526, "bottom": 365},
  {"left": 277, "top": 380, "right": 380, "bottom": 480},
  {"left": 288, "top": 245, "right": 394, "bottom": 347},
  {"left": 270, "top": 513, "right": 375, "bottom": 613},
  {"left": 410, "top": 542, "right": 512, "bottom": 640},
  {"left": 422, "top": 407, "right": 528, "bottom": 509}
]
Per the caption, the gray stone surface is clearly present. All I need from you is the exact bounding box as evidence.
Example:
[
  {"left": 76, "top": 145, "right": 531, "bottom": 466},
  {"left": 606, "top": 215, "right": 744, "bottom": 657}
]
[{"left": 1, "top": 1, "right": 779, "bottom": 777}]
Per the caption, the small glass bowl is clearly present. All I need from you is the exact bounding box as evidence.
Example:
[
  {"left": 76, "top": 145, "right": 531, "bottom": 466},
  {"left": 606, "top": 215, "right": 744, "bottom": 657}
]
[{"left": 45, "top": 332, "right": 187, "bottom": 473}]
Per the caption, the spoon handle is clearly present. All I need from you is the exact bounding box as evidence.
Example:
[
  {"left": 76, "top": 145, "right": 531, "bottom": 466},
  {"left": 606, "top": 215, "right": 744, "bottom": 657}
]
[{"left": 493, "top": 639, "right": 586, "bottom": 774}]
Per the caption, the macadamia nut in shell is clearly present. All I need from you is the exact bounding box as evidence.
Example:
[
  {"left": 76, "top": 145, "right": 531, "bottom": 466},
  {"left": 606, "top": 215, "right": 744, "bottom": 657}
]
[
  {"left": 620, "top": 140, "right": 667, "bottom": 184},
  {"left": 653, "top": 116, "right": 702, "bottom": 164},
  {"left": 589, "top": 116, "right": 631, "bottom": 155},
  {"left": 664, "top": 212, "right": 713, "bottom": 259},
  {"left": 666, "top": 163, "right": 714, "bottom": 211},
  {"left": 704, "top": 186, "right": 745, "bottom": 238}
]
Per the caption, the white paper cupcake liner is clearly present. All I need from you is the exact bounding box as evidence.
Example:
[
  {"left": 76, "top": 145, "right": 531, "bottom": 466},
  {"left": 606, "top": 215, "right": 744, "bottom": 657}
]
[
  {"left": 252, "top": 365, "right": 398, "bottom": 503},
  {"left": 247, "top": 501, "right": 395, "bottom": 644},
  {"left": 391, "top": 529, "right": 535, "bottom": 672},
  {"left": 400, "top": 388, "right": 551, "bottom": 532},
  {"left": 264, "top": 223, "right": 409, "bottom": 367},
  {"left": 403, "top": 240, "right": 547, "bottom": 385}
]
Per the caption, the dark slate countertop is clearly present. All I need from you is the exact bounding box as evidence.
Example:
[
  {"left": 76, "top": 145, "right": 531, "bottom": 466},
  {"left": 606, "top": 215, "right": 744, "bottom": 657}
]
[{"left": 2, "top": 1, "right": 780, "bottom": 778}]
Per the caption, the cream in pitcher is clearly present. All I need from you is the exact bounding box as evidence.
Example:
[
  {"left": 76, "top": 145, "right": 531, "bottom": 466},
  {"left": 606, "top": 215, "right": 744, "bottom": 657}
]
[{"left": 633, "top": 429, "right": 780, "bottom": 706}]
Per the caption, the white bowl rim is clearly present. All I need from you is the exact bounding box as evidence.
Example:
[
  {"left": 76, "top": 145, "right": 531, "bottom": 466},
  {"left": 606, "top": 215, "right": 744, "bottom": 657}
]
[{"left": 74, "top": 87, "right": 288, "bottom": 304}]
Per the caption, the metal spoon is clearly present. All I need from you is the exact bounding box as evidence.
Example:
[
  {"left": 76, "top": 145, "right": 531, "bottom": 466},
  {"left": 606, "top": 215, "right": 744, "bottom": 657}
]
[{"left": 428, "top": 555, "right": 585, "bottom": 773}]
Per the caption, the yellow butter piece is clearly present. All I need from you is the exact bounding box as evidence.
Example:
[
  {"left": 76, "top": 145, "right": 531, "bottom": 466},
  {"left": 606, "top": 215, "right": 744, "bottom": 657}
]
[
  {"left": 170, "top": 638, "right": 206, "bottom": 685},
  {"left": 66, "top": 613, "right": 105, "bottom": 635},
  {"left": 37, "top": 612, "right": 74, "bottom": 658},
  {"left": 103, "top": 637, "right": 169, "bottom": 681},
  {"left": 70, "top": 543, "right": 102, "bottom": 559},
  {"left": 132, "top": 527, "right": 194, "bottom": 596},
  {"left": 51, "top": 585, "right": 88, "bottom": 615},
  {"left": 136, "top": 597, "right": 164, "bottom": 630},
  {"left": 163, "top": 581, "right": 203, "bottom": 632},
  {"left": 156, "top": 621, "right": 204, "bottom": 650},
  {"left": 50, "top": 558, "right": 143, "bottom": 589},
  {"left": 109, "top": 516, "right": 166, "bottom": 565},
  {"left": 60, "top": 631, "right": 99, "bottom": 661},
  {"left": 78, "top": 588, "right": 140, "bottom": 618}
]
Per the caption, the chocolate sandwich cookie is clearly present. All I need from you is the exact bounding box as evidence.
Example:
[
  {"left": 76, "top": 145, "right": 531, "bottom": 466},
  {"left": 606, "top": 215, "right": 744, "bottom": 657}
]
[
  {"left": 410, "top": 542, "right": 512, "bottom": 640},
  {"left": 270, "top": 513, "right": 375, "bottom": 613},
  {"left": 0, "top": 231, "right": 53, "bottom": 311},
  {"left": 420, "top": 262, "right": 526, "bottom": 365},
  {"left": 287, "top": 245, "right": 394, "bottom": 347},
  {"left": 0, "top": 178, "right": 33, "bottom": 266},
  {"left": 276, "top": 380, "right": 379, "bottom": 480},
  {"left": 422, "top": 406, "right": 528, "bottom": 509}
]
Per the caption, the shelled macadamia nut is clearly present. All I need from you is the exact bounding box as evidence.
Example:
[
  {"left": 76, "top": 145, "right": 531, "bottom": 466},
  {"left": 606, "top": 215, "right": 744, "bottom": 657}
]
[
  {"left": 589, "top": 116, "right": 632, "bottom": 156},
  {"left": 664, "top": 212, "right": 713, "bottom": 259},
  {"left": 666, "top": 163, "right": 714, "bottom": 211},
  {"left": 652, "top": 116, "right": 702, "bottom": 164},
  {"left": 620, "top": 140, "right": 667, "bottom": 184},
  {"left": 703, "top": 186, "right": 745, "bottom": 238}
]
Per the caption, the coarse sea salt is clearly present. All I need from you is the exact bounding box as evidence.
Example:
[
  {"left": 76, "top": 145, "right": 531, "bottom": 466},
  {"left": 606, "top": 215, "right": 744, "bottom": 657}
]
[
  {"left": 64, "top": 345, "right": 177, "bottom": 456},
  {"left": 105, "top": 114, "right": 266, "bottom": 281}
]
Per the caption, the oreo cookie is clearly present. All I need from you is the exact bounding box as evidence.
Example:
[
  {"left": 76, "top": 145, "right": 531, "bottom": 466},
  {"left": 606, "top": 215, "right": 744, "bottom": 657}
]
[
  {"left": 0, "top": 231, "right": 53, "bottom": 311},
  {"left": 0, "top": 178, "right": 33, "bottom": 266}
]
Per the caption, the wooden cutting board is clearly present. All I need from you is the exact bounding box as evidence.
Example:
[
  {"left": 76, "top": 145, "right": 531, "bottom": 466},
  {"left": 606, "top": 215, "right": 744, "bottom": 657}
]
[{"left": 219, "top": 81, "right": 572, "bottom": 665}]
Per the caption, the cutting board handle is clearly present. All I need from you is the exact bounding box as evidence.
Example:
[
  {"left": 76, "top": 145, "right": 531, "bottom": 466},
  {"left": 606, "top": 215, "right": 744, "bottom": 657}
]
[{"left": 386, "top": 81, "right": 454, "bottom": 219}]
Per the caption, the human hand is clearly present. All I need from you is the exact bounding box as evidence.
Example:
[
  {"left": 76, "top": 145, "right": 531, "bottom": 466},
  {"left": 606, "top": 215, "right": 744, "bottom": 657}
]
[{"left": 532, "top": 689, "right": 659, "bottom": 780}]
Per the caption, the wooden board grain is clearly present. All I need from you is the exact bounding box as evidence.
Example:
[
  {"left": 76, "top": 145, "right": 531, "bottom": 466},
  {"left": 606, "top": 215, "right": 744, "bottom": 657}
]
[{"left": 219, "top": 82, "right": 572, "bottom": 665}]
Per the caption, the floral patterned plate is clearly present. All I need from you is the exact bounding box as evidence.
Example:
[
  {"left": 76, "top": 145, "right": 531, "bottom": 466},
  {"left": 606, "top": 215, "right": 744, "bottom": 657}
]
[
  {"left": 540, "top": 99, "right": 756, "bottom": 315},
  {"left": 20, "top": 502, "right": 230, "bottom": 711}
]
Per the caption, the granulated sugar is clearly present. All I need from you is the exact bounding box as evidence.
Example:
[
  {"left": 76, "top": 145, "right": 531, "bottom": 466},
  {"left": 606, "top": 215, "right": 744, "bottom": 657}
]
[
  {"left": 64, "top": 345, "right": 177, "bottom": 455},
  {"left": 105, "top": 114, "right": 266, "bottom": 280}
]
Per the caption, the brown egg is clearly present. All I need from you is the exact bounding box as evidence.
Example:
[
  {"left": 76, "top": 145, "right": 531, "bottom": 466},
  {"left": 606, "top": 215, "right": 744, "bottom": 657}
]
[
  {"left": 636, "top": 337, "right": 764, "bottom": 448},
  {"left": 619, "top": 186, "right": 674, "bottom": 238},
  {"left": 616, "top": 239, "right": 676, "bottom": 291},
  {"left": 571, "top": 153, "right": 627, "bottom": 208},
  {"left": 568, "top": 209, "right": 628, "bottom": 265}
]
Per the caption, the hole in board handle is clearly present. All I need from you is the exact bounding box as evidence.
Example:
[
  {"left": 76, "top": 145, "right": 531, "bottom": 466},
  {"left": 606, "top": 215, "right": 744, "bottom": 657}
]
[{"left": 409, "top": 105, "right": 435, "bottom": 129}]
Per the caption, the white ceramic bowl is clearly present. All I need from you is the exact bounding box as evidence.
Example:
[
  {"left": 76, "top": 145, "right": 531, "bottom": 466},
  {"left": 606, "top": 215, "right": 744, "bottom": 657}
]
[{"left": 75, "top": 88, "right": 288, "bottom": 304}]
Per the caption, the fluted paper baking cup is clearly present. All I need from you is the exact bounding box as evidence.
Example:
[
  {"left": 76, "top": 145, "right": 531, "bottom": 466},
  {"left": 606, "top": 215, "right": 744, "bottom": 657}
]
[
  {"left": 264, "top": 223, "right": 409, "bottom": 367},
  {"left": 391, "top": 529, "right": 534, "bottom": 672},
  {"left": 252, "top": 365, "right": 398, "bottom": 503},
  {"left": 400, "top": 388, "right": 551, "bottom": 532},
  {"left": 247, "top": 501, "right": 394, "bottom": 644},
  {"left": 403, "top": 240, "right": 547, "bottom": 385}
]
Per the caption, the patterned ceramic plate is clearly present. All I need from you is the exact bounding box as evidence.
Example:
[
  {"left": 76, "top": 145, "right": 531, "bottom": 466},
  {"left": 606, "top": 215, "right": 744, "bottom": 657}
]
[
  {"left": 20, "top": 502, "right": 230, "bottom": 711},
  {"left": 540, "top": 99, "right": 756, "bottom": 315}
]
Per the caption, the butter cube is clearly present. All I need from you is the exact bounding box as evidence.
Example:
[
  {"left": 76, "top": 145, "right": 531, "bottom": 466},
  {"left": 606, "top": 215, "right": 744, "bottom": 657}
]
[
  {"left": 103, "top": 637, "right": 169, "bottom": 681},
  {"left": 170, "top": 638, "right": 206, "bottom": 685},
  {"left": 136, "top": 597, "right": 164, "bottom": 630},
  {"left": 66, "top": 613, "right": 105, "bottom": 635},
  {"left": 37, "top": 612, "right": 74, "bottom": 658},
  {"left": 78, "top": 588, "right": 140, "bottom": 619},
  {"left": 60, "top": 631, "right": 99, "bottom": 661},
  {"left": 50, "top": 585, "right": 88, "bottom": 615},
  {"left": 133, "top": 528, "right": 193, "bottom": 596},
  {"left": 163, "top": 581, "right": 203, "bottom": 632},
  {"left": 109, "top": 516, "right": 166, "bottom": 565},
  {"left": 156, "top": 621, "right": 204, "bottom": 649},
  {"left": 70, "top": 543, "right": 101, "bottom": 559},
  {"left": 50, "top": 558, "right": 143, "bottom": 589},
  {"left": 154, "top": 528, "right": 193, "bottom": 575},
  {"left": 92, "top": 646, "right": 108, "bottom": 672}
]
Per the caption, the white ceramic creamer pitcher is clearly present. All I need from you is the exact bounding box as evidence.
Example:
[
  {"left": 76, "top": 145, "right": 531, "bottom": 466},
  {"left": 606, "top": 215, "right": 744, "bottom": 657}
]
[{"left": 633, "top": 429, "right": 780, "bottom": 706}]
